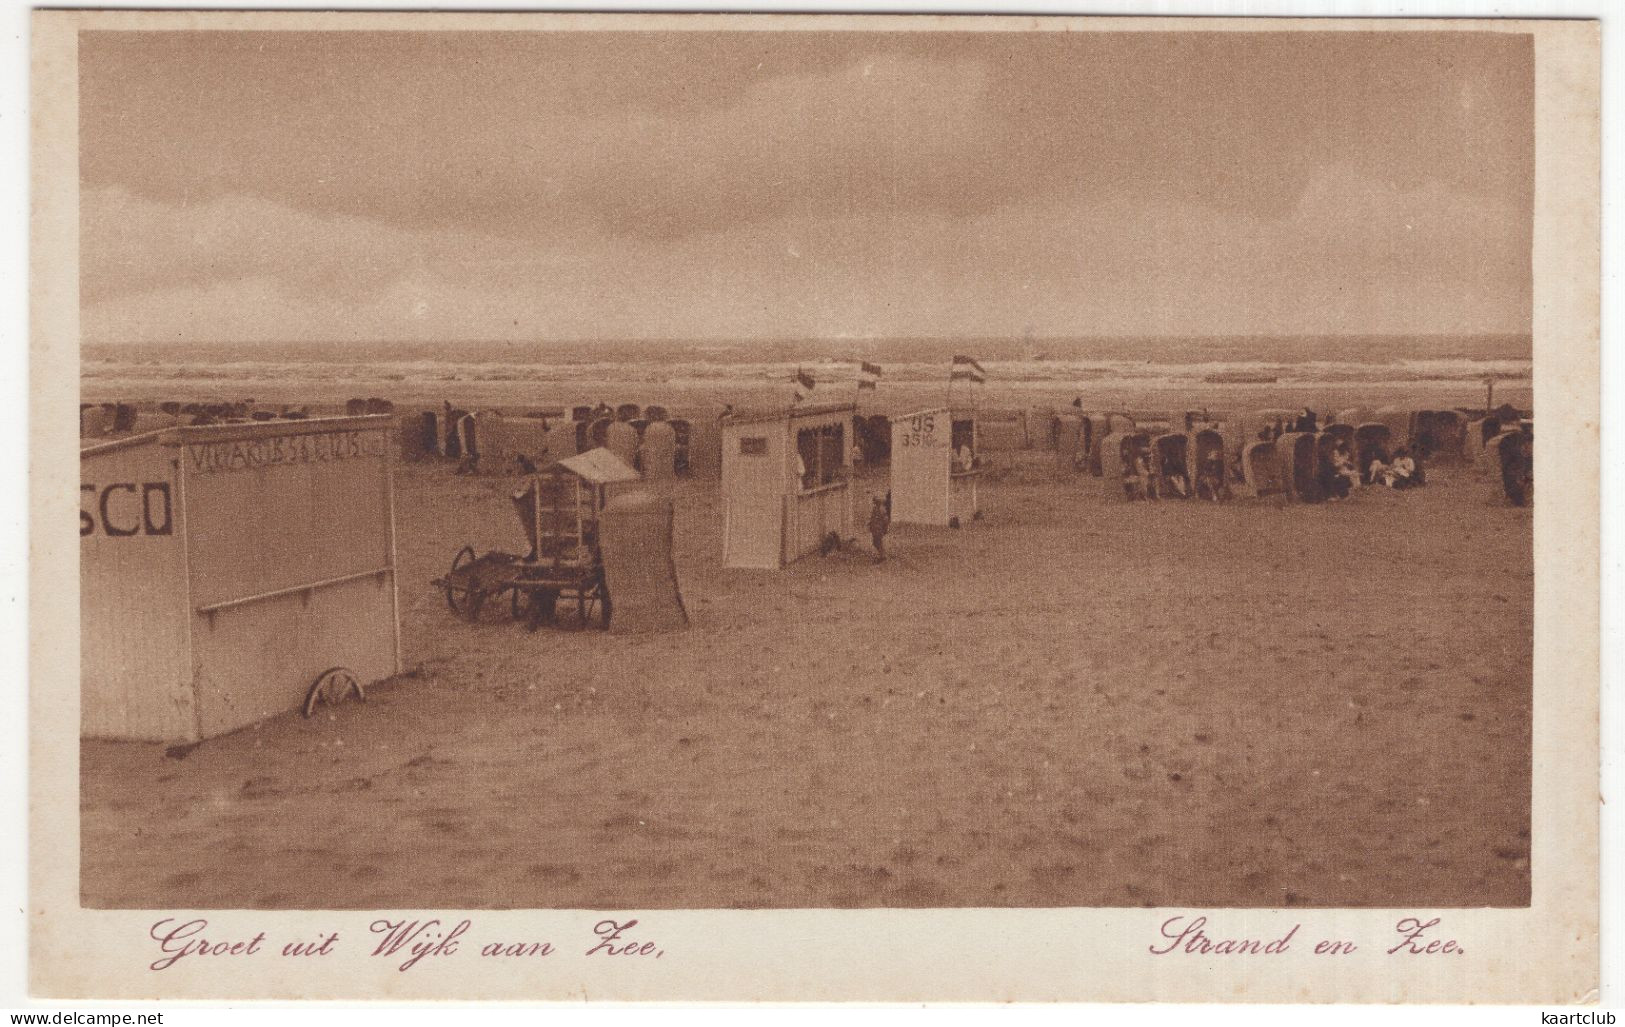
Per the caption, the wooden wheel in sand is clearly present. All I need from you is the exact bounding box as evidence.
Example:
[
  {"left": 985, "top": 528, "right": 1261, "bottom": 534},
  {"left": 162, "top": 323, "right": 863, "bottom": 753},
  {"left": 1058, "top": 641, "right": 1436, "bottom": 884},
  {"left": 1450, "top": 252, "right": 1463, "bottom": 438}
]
[
  {"left": 302, "top": 666, "right": 365, "bottom": 718},
  {"left": 442, "top": 545, "right": 488, "bottom": 621}
]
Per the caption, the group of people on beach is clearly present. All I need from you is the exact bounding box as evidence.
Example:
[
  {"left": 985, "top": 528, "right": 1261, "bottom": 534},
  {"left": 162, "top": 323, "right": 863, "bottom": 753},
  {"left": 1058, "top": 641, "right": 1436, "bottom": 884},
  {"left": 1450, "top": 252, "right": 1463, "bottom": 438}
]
[
  {"left": 1116, "top": 404, "right": 1432, "bottom": 505},
  {"left": 1123, "top": 447, "right": 1230, "bottom": 502},
  {"left": 1315, "top": 439, "right": 1420, "bottom": 500}
]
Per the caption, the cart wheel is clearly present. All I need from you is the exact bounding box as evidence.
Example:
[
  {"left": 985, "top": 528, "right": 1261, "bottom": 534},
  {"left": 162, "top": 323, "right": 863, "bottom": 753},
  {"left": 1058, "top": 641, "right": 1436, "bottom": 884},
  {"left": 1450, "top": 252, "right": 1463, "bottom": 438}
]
[
  {"left": 443, "top": 545, "right": 478, "bottom": 616},
  {"left": 302, "top": 666, "right": 364, "bottom": 718}
]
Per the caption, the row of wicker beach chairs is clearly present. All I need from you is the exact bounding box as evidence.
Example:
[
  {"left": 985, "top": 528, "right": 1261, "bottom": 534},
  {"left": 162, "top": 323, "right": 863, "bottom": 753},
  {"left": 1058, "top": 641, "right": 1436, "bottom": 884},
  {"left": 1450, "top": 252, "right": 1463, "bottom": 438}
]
[{"left": 1075, "top": 405, "right": 1532, "bottom": 506}]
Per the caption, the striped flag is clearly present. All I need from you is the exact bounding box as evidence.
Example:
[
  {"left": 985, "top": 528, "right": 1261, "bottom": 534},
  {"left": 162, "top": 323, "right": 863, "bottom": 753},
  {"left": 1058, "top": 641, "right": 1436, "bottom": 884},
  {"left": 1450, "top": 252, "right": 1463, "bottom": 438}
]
[
  {"left": 858, "top": 361, "right": 882, "bottom": 390},
  {"left": 950, "top": 355, "right": 986, "bottom": 384},
  {"left": 793, "top": 369, "right": 817, "bottom": 402}
]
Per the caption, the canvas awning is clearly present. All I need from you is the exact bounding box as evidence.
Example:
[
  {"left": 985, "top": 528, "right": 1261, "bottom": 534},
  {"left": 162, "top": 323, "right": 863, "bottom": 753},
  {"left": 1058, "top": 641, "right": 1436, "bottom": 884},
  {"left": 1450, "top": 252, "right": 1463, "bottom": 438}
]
[{"left": 556, "top": 446, "right": 641, "bottom": 485}]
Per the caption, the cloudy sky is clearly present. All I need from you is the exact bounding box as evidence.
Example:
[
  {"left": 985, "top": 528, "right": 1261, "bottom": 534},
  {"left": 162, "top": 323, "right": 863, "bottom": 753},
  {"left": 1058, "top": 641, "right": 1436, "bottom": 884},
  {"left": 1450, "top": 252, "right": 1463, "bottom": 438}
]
[{"left": 79, "top": 28, "right": 1533, "bottom": 344}]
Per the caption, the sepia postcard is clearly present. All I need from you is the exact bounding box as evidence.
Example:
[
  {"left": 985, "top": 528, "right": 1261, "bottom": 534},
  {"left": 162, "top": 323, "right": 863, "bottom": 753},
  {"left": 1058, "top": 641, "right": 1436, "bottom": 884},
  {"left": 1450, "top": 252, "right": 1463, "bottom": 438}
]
[{"left": 29, "top": 8, "right": 1599, "bottom": 1003}]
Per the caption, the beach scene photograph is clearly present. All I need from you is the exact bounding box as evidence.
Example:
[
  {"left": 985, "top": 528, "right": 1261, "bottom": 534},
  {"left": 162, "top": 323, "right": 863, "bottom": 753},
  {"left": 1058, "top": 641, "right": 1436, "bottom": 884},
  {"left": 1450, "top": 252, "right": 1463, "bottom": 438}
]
[{"left": 75, "top": 23, "right": 1535, "bottom": 911}]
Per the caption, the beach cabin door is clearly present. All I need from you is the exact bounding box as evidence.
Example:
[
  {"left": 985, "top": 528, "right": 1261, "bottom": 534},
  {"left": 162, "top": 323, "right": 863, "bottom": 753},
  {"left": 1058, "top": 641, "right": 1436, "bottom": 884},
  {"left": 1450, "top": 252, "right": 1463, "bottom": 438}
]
[{"left": 722, "top": 433, "right": 783, "bottom": 568}]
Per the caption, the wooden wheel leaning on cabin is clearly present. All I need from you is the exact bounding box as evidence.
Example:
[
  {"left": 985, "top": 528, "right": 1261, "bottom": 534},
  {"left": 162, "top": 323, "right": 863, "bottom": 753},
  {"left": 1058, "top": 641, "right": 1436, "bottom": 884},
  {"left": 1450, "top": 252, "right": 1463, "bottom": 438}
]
[
  {"left": 303, "top": 666, "right": 365, "bottom": 718},
  {"left": 443, "top": 545, "right": 488, "bottom": 621}
]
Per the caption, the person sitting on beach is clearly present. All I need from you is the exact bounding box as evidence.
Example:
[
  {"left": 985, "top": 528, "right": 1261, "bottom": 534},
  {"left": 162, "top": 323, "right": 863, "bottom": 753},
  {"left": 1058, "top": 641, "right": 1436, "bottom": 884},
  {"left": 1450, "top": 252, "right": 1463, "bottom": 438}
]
[
  {"left": 1197, "top": 453, "right": 1228, "bottom": 501},
  {"left": 1331, "top": 444, "right": 1360, "bottom": 492},
  {"left": 1389, "top": 447, "right": 1418, "bottom": 489},
  {"left": 1319, "top": 448, "right": 1351, "bottom": 501},
  {"left": 868, "top": 495, "right": 891, "bottom": 563},
  {"left": 1135, "top": 451, "right": 1160, "bottom": 501},
  {"left": 1366, "top": 446, "right": 1391, "bottom": 486},
  {"left": 1123, "top": 451, "right": 1150, "bottom": 500}
]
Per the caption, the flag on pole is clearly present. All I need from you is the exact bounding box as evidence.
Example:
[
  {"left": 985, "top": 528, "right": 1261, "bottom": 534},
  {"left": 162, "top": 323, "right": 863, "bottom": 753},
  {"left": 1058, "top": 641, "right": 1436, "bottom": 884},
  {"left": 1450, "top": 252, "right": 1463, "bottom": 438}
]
[
  {"left": 950, "top": 355, "right": 986, "bottom": 384},
  {"left": 858, "top": 361, "right": 882, "bottom": 390},
  {"left": 793, "top": 369, "right": 817, "bottom": 402}
]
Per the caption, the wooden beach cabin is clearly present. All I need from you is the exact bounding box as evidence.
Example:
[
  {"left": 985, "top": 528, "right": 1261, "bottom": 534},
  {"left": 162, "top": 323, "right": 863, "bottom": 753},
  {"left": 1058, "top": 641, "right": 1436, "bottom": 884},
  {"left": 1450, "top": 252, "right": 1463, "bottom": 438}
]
[
  {"left": 1049, "top": 411, "right": 1082, "bottom": 473},
  {"left": 398, "top": 410, "right": 438, "bottom": 461},
  {"left": 1355, "top": 423, "right": 1394, "bottom": 483},
  {"left": 1320, "top": 422, "right": 1355, "bottom": 452},
  {"left": 1188, "top": 429, "right": 1228, "bottom": 499},
  {"left": 720, "top": 402, "right": 856, "bottom": 569},
  {"left": 1372, "top": 406, "right": 1412, "bottom": 449},
  {"left": 1239, "top": 440, "right": 1283, "bottom": 498},
  {"left": 1082, "top": 414, "right": 1111, "bottom": 474},
  {"left": 1276, "top": 431, "right": 1320, "bottom": 502},
  {"left": 79, "top": 416, "right": 401, "bottom": 743},
  {"left": 1467, "top": 416, "right": 1503, "bottom": 473},
  {"left": 1151, "top": 432, "right": 1191, "bottom": 497},
  {"left": 1413, "top": 409, "right": 1468, "bottom": 463},
  {"left": 1489, "top": 426, "right": 1533, "bottom": 505},
  {"left": 683, "top": 415, "right": 723, "bottom": 476},
  {"left": 471, "top": 411, "right": 557, "bottom": 475},
  {"left": 889, "top": 408, "right": 982, "bottom": 527},
  {"left": 1100, "top": 430, "right": 1152, "bottom": 498}
]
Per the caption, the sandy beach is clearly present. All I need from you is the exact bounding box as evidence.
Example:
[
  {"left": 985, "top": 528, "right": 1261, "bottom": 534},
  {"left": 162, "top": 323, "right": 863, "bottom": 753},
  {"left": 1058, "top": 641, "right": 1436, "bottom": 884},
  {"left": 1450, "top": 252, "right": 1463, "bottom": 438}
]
[
  {"left": 79, "top": 404, "right": 1532, "bottom": 910},
  {"left": 49, "top": 19, "right": 1590, "bottom": 1006}
]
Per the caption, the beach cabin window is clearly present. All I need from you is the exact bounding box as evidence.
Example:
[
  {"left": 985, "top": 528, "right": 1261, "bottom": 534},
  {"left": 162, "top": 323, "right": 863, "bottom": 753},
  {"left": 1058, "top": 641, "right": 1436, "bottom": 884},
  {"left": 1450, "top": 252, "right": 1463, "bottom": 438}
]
[
  {"left": 796, "top": 429, "right": 820, "bottom": 489},
  {"left": 795, "top": 423, "right": 846, "bottom": 491},
  {"left": 738, "top": 436, "right": 767, "bottom": 456}
]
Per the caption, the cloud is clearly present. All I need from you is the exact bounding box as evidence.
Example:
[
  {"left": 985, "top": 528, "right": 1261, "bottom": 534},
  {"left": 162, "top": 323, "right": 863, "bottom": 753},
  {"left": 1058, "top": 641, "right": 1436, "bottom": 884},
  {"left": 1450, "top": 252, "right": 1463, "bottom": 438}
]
[
  {"left": 81, "top": 160, "right": 1530, "bottom": 344},
  {"left": 85, "top": 49, "right": 1001, "bottom": 243}
]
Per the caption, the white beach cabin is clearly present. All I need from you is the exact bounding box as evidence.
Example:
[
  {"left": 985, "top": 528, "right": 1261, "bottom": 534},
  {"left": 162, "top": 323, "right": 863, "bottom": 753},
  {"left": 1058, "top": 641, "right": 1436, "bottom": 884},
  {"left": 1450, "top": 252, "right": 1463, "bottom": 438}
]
[
  {"left": 719, "top": 402, "right": 855, "bottom": 568},
  {"left": 889, "top": 408, "right": 982, "bottom": 527},
  {"left": 79, "top": 416, "right": 402, "bottom": 743}
]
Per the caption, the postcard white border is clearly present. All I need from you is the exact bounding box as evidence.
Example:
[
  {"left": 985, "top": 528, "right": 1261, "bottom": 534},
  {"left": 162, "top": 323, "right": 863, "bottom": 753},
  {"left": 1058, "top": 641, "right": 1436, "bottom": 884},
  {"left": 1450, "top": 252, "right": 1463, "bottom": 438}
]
[{"left": 25, "top": 10, "right": 1600, "bottom": 1004}]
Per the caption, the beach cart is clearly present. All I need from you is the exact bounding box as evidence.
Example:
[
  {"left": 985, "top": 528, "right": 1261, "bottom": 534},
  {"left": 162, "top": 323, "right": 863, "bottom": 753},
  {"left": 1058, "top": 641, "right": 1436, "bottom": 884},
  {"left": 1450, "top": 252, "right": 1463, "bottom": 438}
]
[{"left": 433, "top": 448, "right": 640, "bottom": 630}]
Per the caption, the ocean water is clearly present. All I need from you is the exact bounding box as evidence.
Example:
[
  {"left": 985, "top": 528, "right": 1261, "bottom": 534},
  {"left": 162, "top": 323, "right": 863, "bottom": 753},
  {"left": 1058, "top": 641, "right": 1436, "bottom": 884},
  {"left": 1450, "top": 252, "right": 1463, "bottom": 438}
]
[{"left": 82, "top": 335, "right": 1532, "bottom": 394}]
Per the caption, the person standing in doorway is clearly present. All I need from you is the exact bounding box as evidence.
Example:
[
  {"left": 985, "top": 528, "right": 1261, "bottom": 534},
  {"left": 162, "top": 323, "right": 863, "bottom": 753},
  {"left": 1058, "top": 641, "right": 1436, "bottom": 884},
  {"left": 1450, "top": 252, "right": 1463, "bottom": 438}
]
[{"left": 868, "top": 495, "right": 891, "bottom": 563}]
